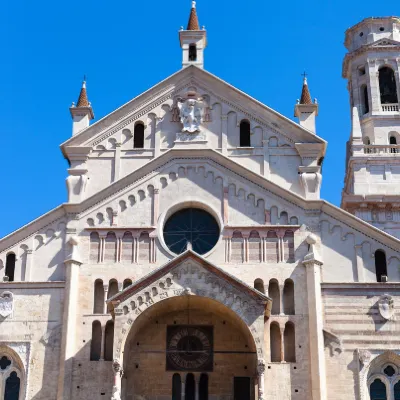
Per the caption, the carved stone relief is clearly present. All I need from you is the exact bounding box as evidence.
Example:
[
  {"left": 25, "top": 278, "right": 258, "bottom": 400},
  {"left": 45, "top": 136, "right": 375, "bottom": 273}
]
[
  {"left": 0, "top": 291, "right": 14, "bottom": 319},
  {"left": 378, "top": 294, "right": 395, "bottom": 321}
]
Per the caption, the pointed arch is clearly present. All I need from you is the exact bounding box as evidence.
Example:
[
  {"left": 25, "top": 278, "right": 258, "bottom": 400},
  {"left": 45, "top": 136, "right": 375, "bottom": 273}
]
[
  {"left": 239, "top": 120, "right": 251, "bottom": 147},
  {"left": 134, "top": 122, "right": 145, "bottom": 148},
  {"left": 4, "top": 371, "right": 21, "bottom": 399},
  {"left": 369, "top": 378, "right": 387, "bottom": 400}
]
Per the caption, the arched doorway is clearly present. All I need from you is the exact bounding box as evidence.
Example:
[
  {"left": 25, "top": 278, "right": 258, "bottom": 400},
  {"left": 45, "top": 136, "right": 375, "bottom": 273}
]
[{"left": 121, "top": 296, "right": 259, "bottom": 400}]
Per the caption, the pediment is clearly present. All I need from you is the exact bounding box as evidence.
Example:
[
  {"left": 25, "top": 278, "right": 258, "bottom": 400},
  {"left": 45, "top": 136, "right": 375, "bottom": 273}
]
[
  {"left": 370, "top": 38, "right": 400, "bottom": 48},
  {"left": 61, "top": 65, "right": 325, "bottom": 158},
  {"left": 107, "top": 250, "right": 270, "bottom": 313}
]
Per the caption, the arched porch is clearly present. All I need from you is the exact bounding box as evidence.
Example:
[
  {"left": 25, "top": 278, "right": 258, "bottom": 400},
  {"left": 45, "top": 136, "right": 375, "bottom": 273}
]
[{"left": 107, "top": 251, "right": 269, "bottom": 400}]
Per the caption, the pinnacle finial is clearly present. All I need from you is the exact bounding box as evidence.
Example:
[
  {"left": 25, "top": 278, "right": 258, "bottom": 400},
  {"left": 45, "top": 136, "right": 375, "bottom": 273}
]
[
  {"left": 299, "top": 73, "right": 312, "bottom": 105},
  {"left": 192, "top": 1, "right": 196, "bottom": 8},
  {"left": 187, "top": 0, "right": 200, "bottom": 30},
  {"left": 76, "top": 77, "right": 90, "bottom": 107}
]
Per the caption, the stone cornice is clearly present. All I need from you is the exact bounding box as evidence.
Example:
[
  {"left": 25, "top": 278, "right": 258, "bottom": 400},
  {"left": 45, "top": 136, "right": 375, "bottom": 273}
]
[{"left": 0, "top": 281, "right": 65, "bottom": 289}]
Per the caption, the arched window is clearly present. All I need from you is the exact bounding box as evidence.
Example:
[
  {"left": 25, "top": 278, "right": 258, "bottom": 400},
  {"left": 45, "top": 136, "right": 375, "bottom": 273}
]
[
  {"left": 90, "top": 320, "right": 102, "bottom": 361},
  {"left": 254, "top": 278, "right": 265, "bottom": 294},
  {"left": 107, "top": 279, "right": 119, "bottom": 313},
  {"left": 5, "top": 253, "right": 16, "bottom": 282},
  {"left": 375, "top": 250, "right": 388, "bottom": 282},
  {"left": 284, "top": 322, "right": 296, "bottom": 362},
  {"left": 123, "top": 279, "right": 132, "bottom": 289},
  {"left": 268, "top": 279, "right": 280, "bottom": 315},
  {"left": 379, "top": 67, "right": 398, "bottom": 104},
  {"left": 134, "top": 123, "right": 145, "bottom": 149},
  {"left": 139, "top": 232, "right": 151, "bottom": 263},
  {"left": 280, "top": 211, "right": 289, "bottom": 225},
  {"left": 248, "top": 231, "right": 261, "bottom": 262},
  {"left": 283, "top": 231, "right": 295, "bottom": 263},
  {"left": 270, "top": 322, "right": 281, "bottom": 362},
  {"left": 185, "top": 373, "right": 195, "bottom": 400},
  {"left": 231, "top": 231, "right": 244, "bottom": 263},
  {"left": 104, "top": 232, "right": 117, "bottom": 262},
  {"left": 283, "top": 279, "right": 295, "bottom": 315},
  {"left": 121, "top": 232, "right": 134, "bottom": 263},
  {"left": 172, "top": 374, "right": 182, "bottom": 400},
  {"left": 239, "top": 120, "right": 251, "bottom": 147},
  {"left": 104, "top": 320, "right": 114, "bottom": 361},
  {"left": 5, "top": 371, "right": 21, "bottom": 400},
  {"left": 369, "top": 378, "right": 387, "bottom": 400},
  {"left": 189, "top": 44, "right": 197, "bottom": 61},
  {"left": 265, "top": 231, "right": 279, "bottom": 263},
  {"left": 390, "top": 136, "right": 398, "bottom": 153},
  {"left": 90, "top": 232, "right": 101, "bottom": 263},
  {"left": 394, "top": 381, "right": 400, "bottom": 400},
  {"left": 93, "top": 279, "right": 105, "bottom": 314},
  {"left": 199, "top": 373, "right": 209, "bottom": 400},
  {"left": 361, "top": 84, "right": 370, "bottom": 114}
]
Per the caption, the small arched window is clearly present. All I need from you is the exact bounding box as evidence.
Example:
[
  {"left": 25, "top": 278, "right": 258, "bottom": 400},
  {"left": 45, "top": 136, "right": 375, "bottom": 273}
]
[
  {"left": 379, "top": 67, "right": 398, "bottom": 104},
  {"left": 90, "top": 233, "right": 101, "bottom": 263},
  {"left": 270, "top": 322, "right": 281, "bottom": 362},
  {"left": 361, "top": 84, "right": 370, "bottom": 114},
  {"left": 375, "top": 250, "right": 388, "bottom": 282},
  {"left": 390, "top": 136, "right": 398, "bottom": 153},
  {"left": 284, "top": 322, "right": 296, "bottom": 362},
  {"left": 369, "top": 378, "right": 387, "bottom": 400},
  {"left": 134, "top": 123, "right": 145, "bottom": 149},
  {"left": 283, "top": 279, "right": 295, "bottom": 315},
  {"left": 268, "top": 279, "right": 280, "bottom": 315},
  {"left": 90, "top": 320, "right": 102, "bottom": 361},
  {"left": 172, "top": 374, "right": 182, "bottom": 400},
  {"left": 123, "top": 279, "right": 132, "bottom": 289},
  {"left": 93, "top": 279, "right": 105, "bottom": 314},
  {"left": 5, "top": 253, "right": 16, "bottom": 282},
  {"left": 107, "top": 279, "right": 119, "bottom": 313},
  {"left": 254, "top": 279, "right": 265, "bottom": 294},
  {"left": 185, "top": 373, "right": 195, "bottom": 400},
  {"left": 104, "top": 232, "right": 117, "bottom": 262},
  {"left": 189, "top": 44, "right": 197, "bottom": 61},
  {"left": 390, "top": 136, "right": 397, "bottom": 145},
  {"left": 199, "top": 373, "right": 209, "bottom": 400},
  {"left": 239, "top": 120, "right": 251, "bottom": 147},
  {"left": 104, "top": 320, "right": 114, "bottom": 361},
  {"left": 5, "top": 371, "right": 21, "bottom": 399}
]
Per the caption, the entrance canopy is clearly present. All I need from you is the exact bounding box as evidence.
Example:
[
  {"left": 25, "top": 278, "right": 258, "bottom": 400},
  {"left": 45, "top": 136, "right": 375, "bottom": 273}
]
[{"left": 107, "top": 250, "right": 271, "bottom": 363}]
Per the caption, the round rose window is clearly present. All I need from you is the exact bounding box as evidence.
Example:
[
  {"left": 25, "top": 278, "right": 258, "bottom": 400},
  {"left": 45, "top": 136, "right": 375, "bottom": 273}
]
[{"left": 163, "top": 208, "right": 219, "bottom": 255}]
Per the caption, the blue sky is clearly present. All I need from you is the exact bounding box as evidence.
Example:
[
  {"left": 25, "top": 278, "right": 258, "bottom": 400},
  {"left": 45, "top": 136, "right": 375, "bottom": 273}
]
[{"left": 0, "top": 0, "right": 395, "bottom": 238}]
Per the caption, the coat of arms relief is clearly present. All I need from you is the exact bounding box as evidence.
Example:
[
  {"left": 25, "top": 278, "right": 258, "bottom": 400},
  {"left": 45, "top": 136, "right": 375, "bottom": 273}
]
[
  {"left": 0, "top": 291, "right": 14, "bottom": 319},
  {"left": 176, "top": 94, "right": 207, "bottom": 142}
]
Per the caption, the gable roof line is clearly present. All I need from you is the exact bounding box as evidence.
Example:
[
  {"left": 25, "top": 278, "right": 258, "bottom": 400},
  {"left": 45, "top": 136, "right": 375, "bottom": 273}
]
[
  {"left": 61, "top": 66, "right": 326, "bottom": 154},
  {"left": 63, "top": 148, "right": 400, "bottom": 252},
  {"left": 107, "top": 250, "right": 271, "bottom": 304}
]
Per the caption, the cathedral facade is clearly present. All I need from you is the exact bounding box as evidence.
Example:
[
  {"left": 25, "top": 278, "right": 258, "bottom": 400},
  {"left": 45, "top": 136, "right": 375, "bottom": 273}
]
[{"left": 1, "top": 5, "right": 400, "bottom": 400}]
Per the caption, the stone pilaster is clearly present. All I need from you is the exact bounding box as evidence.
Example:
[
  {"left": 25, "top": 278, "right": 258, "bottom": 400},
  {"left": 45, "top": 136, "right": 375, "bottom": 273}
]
[{"left": 257, "top": 358, "right": 266, "bottom": 400}]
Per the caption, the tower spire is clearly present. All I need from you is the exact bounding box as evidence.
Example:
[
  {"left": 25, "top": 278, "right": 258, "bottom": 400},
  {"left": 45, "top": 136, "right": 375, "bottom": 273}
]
[
  {"left": 70, "top": 77, "right": 94, "bottom": 136},
  {"left": 294, "top": 74, "right": 318, "bottom": 133},
  {"left": 179, "top": 1, "right": 207, "bottom": 69},
  {"left": 187, "top": 1, "right": 200, "bottom": 30}
]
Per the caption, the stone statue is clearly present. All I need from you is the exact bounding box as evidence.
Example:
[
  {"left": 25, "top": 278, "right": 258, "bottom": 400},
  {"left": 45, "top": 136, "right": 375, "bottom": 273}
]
[
  {"left": 177, "top": 98, "right": 205, "bottom": 133},
  {"left": 378, "top": 294, "right": 395, "bottom": 320}
]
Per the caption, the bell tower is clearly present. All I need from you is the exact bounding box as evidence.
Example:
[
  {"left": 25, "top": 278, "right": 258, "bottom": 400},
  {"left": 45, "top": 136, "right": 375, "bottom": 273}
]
[
  {"left": 341, "top": 17, "right": 400, "bottom": 238},
  {"left": 179, "top": 1, "right": 207, "bottom": 69}
]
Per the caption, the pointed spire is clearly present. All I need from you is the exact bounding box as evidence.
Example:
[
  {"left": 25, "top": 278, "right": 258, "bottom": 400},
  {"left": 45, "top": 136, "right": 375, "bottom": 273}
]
[
  {"left": 76, "top": 78, "right": 90, "bottom": 107},
  {"left": 187, "top": 1, "right": 200, "bottom": 30},
  {"left": 300, "top": 76, "right": 313, "bottom": 105}
]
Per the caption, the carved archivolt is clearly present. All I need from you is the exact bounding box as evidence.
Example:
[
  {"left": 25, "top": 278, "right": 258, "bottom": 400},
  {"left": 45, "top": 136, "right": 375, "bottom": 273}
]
[{"left": 111, "top": 260, "right": 266, "bottom": 366}]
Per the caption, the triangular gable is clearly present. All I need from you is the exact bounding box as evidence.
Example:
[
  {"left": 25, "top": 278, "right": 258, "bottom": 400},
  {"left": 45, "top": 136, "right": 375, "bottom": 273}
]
[
  {"left": 61, "top": 65, "right": 325, "bottom": 157},
  {"left": 107, "top": 250, "right": 270, "bottom": 305},
  {"left": 370, "top": 38, "right": 400, "bottom": 47}
]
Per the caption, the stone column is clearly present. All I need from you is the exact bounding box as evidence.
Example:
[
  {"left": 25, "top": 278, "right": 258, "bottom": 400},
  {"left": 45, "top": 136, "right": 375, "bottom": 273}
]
[
  {"left": 111, "top": 359, "right": 123, "bottom": 400},
  {"left": 100, "top": 324, "right": 106, "bottom": 361},
  {"left": 280, "top": 326, "right": 285, "bottom": 361},
  {"left": 223, "top": 186, "right": 229, "bottom": 224},
  {"left": 57, "top": 236, "right": 82, "bottom": 400},
  {"left": 257, "top": 358, "right": 266, "bottom": 400},
  {"left": 24, "top": 249, "right": 33, "bottom": 282},
  {"left": 221, "top": 114, "right": 228, "bottom": 155},
  {"left": 153, "top": 188, "right": 160, "bottom": 226},
  {"left": 104, "top": 284, "right": 109, "bottom": 314},
  {"left": 195, "top": 375, "right": 199, "bottom": 400},
  {"left": 154, "top": 116, "right": 163, "bottom": 158},
  {"left": 303, "top": 234, "right": 327, "bottom": 400},
  {"left": 354, "top": 245, "right": 364, "bottom": 282},
  {"left": 262, "top": 139, "right": 271, "bottom": 179},
  {"left": 114, "top": 143, "right": 121, "bottom": 181}
]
